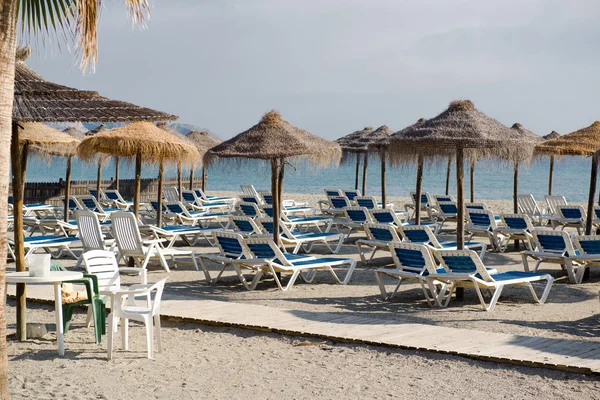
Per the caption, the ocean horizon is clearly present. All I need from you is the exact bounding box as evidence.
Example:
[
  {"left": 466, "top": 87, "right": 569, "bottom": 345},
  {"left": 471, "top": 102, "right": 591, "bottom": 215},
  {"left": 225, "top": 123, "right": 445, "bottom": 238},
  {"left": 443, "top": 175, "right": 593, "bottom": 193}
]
[{"left": 22, "top": 155, "right": 594, "bottom": 203}]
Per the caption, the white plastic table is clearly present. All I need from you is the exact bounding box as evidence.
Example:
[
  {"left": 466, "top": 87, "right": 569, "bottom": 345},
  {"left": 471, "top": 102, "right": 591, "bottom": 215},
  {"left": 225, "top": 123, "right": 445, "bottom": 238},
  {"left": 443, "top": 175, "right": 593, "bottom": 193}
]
[{"left": 6, "top": 271, "right": 83, "bottom": 356}]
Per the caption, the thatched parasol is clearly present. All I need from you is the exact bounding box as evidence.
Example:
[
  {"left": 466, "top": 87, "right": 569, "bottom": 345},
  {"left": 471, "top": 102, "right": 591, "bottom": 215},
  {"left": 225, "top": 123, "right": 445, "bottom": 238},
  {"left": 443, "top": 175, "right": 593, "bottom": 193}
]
[
  {"left": 78, "top": 121, "right": 199, "bottom": 226},
  {"left": 186, "top": 130, "right": 222, "bottom": 191},
  {"left": 336, "top": 127, "right": 373, "bottom": 193},
  {"left": 510, "top": 123, "right": 543, "bottom": 214},
  {"left": 63, "top": 127, "right": 85, "bottom": 140},
  {"left": 539, "top": 131, "right": 560, "bottom": 195},
  {"left": 10, "top": 47, "right": 177, "bottom": 342},
  {"left": 536, "top": 122, "right": 600, "bottom": 235},
  {"left": 388, "top": 118, "right": 428, "bottom": 221},
  {"left": 206, "top": 110, "right": 341, "bottom": 244},
  {"left": 389, "top": 100, "right": 535, "bottom": 248}
]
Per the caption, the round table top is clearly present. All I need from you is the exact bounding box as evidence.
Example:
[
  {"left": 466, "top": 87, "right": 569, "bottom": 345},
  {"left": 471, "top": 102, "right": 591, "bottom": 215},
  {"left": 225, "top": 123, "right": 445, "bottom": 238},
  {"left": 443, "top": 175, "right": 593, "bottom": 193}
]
[{"left": 6, "top": 271, "right": 83, "bottom": 284}]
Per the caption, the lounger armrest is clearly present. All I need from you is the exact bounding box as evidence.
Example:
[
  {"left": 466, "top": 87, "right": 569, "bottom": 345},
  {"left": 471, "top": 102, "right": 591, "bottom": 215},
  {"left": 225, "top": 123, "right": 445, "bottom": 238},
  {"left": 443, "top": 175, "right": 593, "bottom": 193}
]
[{"left": 142, "top": 238, "right": 167, "bottom": 245}]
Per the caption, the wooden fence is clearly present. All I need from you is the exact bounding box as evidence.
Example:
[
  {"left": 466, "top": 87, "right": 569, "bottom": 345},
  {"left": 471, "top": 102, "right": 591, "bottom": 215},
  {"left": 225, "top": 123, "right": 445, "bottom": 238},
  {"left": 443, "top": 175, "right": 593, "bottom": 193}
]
[{"left": 13, "top": 178, "right": 203, "bottom": 206}]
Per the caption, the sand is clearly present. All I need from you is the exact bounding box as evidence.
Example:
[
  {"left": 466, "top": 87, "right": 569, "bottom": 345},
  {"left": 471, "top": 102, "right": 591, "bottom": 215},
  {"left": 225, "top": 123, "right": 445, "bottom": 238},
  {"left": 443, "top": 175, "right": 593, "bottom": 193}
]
[{"left": 7, "top": 191, "right": 600, "bottom": 399}]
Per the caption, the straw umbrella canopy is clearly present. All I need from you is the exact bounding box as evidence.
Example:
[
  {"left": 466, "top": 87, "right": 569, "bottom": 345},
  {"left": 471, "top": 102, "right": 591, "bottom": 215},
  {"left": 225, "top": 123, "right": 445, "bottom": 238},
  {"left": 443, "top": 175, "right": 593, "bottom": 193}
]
[
  {"left": 536, "top": 121, "right": 600, "bottom": 235},
  {"left": 186, "top": 130, "right": 222, "bottom": 191},
  {"left": 63, "top": 127, "right": 85, "bottom": 140},
  {"left": 10, "top": 47, "right": 177, "bottom": 341},
  {"left": 336, "top": 127, "right": 374, "bottom": 193},
  {"left": 539, "top": 131, "right": 561, "bottom": 195},
  {"left": 388, "top": 118, "right": 428, "bottom": 222},
  {"left": 389, "top": 100, "right": 534, "bottom": 248},
  {"left": 156, "top": 122, "right": 200, "bottom": 200},
  {"left": 510, "top": 123, "right": 543, "bottom": 213},
  {"left": 78, "top": 122, "right": 199, "bottom": 226},
  {"left": 205, "top": 110, "right": 341, "bottom": 245}
]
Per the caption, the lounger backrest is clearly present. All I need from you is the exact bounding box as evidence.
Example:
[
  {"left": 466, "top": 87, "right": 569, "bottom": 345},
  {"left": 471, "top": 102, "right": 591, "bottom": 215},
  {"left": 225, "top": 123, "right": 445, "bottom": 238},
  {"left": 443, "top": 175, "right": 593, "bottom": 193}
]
[
  {"left": 329, "top": 196, "right": 350, "bottom": 209},
  {"left": 595, "top": 206, "right": 600, "bottom": 220},
  {"left": 162, "top": 187, "right": 180, "bottom": 202},
  {"left": 261, "top": 194, "right": 273, "bottom": 205},
  {"left": 389, "top": 242, "right": 438, "bottom": 274},
  {"left": 364, "top": 223, "right": 400, "bottom": 242},
  {"left": 517, "top": 194, "right": 538, "bottom": 216},
  {"left": 213, "top": 232, "right": 245, "bottom": 257},
  {"left": 435, "top": 195, "right": 455, "bottom": 204},
  {"left": 465, "top": 202, "right": 487, "bottom": 210},
  {"left": 410, "top": 192, "right": 429, "bottom": 206},
  {"left": 557, "top": 205, "right": 585, "bottom": 220},
  {"left": 532, "top": 229, "right": 574, "bottom": 254},
  {"left": 239, "top": 195, "right": 260, "bottom": 204},
  {"left": 89, "top": 189, "right": 99, "bottom": 199},
  {"left": 242, "top": 237, "right": 291, "bottom": 266},
  {"left": 435, "top": 249, "right": 493, "bottom": 281},
  {"left": 573, "top": 235, "right": 600, "bottom": 255},
  {"left": 398, "top": 225, "right": 433, "bottom": 244},
  {"left": 111, "top": 212, "right": 144, "bottom": 255},
  {"left": 164, "top": 202, "right": 187, "bottom": 215},
  {"left": 545, "top": 195, "right": 567, "bottom": 216},
  {"left": 466, "top": 209, "right": 495, "bottom": 229},
  {"left": 230, "top": 216, "right": 261, "bottom": 235},
  {"left": 240, "top": 184, "right": 259, "bottom": 197},
  {"left": 255, "top": 217, "right": 286, "bottom": 236},
  {"left": 75, "top": 210, "right": 105, "bottom": 252},
  {"left": 82, "top": 250, "right": 121, "bottom": 292},
  {"left": 239, "top": 202, "right": 262, "bottom": 217},
  {"left": 356, "top": 196, "right": 378, "bottom": 210},
  {"left": 344, "top": 206, "right": 372, "bottom": 223},
  {"left": 438, "top": 202, "right": 458, "bottom": 214},
  {"left": 66, "top": 196, "right": 82, "bottom": 211},
  {"left": 343, "top": 190, "right": 360, "bottom": 201},
  {"left": 104, "top": 191, "right": 120, "bottom": 202},
  {"left": 181, "top": 190, "right": 197, "bottom": 204},
  {"left": 79, "top": 195, "right": 102, "bottom": 212},
  {"left": 324, "top": 188, "right": 342, "bottom": 197},
  {"left": 262, "top": 205, "right": 274, "bottom": 218},
  {"left": 194, "top": 188, "right": 207, "bottom": 200},
  {"left": 370, "top": 209, "right": 396, "bottom": 225},
  {"left": 501, "top": 214, "right": 533, "bottom": 231}
]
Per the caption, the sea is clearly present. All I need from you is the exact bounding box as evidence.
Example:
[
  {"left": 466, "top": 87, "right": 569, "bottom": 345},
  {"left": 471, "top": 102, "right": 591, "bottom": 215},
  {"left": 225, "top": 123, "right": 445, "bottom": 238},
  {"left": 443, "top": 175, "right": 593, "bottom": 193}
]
[{"left": 23, "top": 155, "right": 595, "bottom": 203}]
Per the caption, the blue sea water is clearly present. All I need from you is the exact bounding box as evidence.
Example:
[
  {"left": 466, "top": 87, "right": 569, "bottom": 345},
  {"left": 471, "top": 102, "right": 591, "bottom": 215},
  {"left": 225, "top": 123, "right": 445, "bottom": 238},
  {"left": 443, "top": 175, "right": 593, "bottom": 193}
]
[{"left": 23, "top": 155, "right": 594, "bottom": 202}]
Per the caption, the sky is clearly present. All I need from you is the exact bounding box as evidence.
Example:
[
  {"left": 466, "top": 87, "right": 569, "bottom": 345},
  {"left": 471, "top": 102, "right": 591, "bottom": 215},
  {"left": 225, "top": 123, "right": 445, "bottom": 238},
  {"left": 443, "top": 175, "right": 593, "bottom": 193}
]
[{"left": 24, "top": 0, "right": 600, "bottom": 141}]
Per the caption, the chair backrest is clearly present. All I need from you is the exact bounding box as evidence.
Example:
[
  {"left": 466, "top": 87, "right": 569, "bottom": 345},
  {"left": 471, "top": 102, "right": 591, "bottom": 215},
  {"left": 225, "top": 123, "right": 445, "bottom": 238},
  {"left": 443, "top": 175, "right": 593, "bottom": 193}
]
[
  {"left": 213, "top": 231, "right": 246, "bottom": 257},
  {"left": 557, "top": 205, "right": 585, "bottom": 220},
  {"left": 434, "top": 195, "right": 455, "bottom": 204},
  {"left": 364, "top": 223, "right": 400, "bottom": 242},
  {"left": 239, "top": 202, "right": 262, "bottom": 217},
  {"left": 181, "top": 190, "right": 199, "bottom": 205},
  {"left": 78, "top": 195, "right": 103, "bottom": 212},
  {"left": 434, "top": 249, "right": 494, "bottom": 281},
  {"left": 500, "top": 213, "right": 533, "bottom": 231},
  {"left": 75, "top": 210, "right": 106, "bottom": 252},
  {"left": 545, "top": 195, "right": 567, "bottom": 216},
  {"left": 356, "top": 196, "right": 378, "bottom": 210},
  {"left": 438, "top": 201, "right": 458, "bottom": 214},
  {"left": 370, "top": 208, "right": 401, "bottom": 226},
  {"left": 110, "top": 212, "right": 144, "bottom": 256},
  {"left": 573, "top": 235, "right": 600, "bottom": 255},
  {"left": 466, "top": 209, "right": 496, "bottom": 229},
  {"left": 465, "top": 202, "right": 487, "bottom": 210},
  {"left": 410, "top": 192, "right": 430, "bottom": 207},
  {"left": 517, "top": 194, "right": 539, "bottom": 216},
  {"left": 388, "top": 242, "right": 438, "bottom": 275},
  {"left": 343, "top": 190, "right": 361, "bottom": 201},
  {"left": 344, "top": 206, "right": 372, "bottom": 223},
  {"left": 531, "top": 229, "right": 575, "bottom": 254},
  {"left": 162, "top": 187, "right": 180, "bottom": 202},
  {"left": 229, "top": 216, "right": 263, "bottom": 235},
  {"left": 120, "top": 279, "right": 166, "bottom": 315},
  {"left": 82, "top": 250, "right": 122, "bottom": 292},
  {"left": 324, "top": 188, "right": 342, "bottom": 197},
  {"left": 398, "top": 225, "right": 435, "bottom": 245},
  {"left": 329, "top": 196, "right": 351, "bottom": 210}
]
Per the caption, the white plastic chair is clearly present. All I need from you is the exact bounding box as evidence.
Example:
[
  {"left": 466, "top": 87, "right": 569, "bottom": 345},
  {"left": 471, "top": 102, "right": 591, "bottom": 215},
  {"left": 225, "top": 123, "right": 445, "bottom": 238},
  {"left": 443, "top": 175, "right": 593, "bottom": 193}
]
[{"left": 107, "top": 278, "right": 166, "bottom": 359}]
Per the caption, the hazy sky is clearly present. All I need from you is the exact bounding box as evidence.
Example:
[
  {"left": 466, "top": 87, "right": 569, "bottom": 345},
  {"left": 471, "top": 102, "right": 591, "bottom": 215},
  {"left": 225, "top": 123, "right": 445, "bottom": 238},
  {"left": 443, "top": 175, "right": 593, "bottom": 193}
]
[{"left": 25, "top": 0, "right": 600, "bottom": 140}]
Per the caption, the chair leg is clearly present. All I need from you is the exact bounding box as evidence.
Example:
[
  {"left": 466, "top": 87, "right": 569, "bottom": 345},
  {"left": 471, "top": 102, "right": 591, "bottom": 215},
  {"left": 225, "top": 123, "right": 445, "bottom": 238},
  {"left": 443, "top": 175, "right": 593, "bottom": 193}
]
[
  {"left": 85, "top": 306, "right": 93, "bottom": 328},
  {"left": 357, "top": 243, "right": 366, "bottom": 262},
  {"left": 122, "top": 318, "right": 129, "bottom": 350},
  {"left": 107, "top": 313, "right": 114, "bottom": 360}
]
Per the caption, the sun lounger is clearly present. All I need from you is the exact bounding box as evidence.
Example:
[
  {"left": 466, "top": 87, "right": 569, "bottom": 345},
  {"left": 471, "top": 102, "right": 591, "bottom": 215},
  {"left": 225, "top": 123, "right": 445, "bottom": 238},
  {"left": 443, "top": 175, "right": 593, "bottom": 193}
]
[
  {"left": 320, "top": 196, "right": 351, "bottom": 216},
  {"left": 193, "top": 188, "right": 236, "bottom": 205},
  {"left": 398, "top": 224, "right": 486, "bottom": 259},
  {"left": 238, "top": 202, "right": 264, "bottom": 218},
  {"left": 550, "top": 205, "right": 586, "bottom": 234},
  {"left": 429, "top": 201, "right": 458, "bottom": 231},
  {"left": 430, "top": 249, "right": 554, "bottom": 311},
  {"left": 164, "top": 202, "right": 231, "bottom": 228},
  {"left": 493, "top": 214, "right": 535, "bottom": 252},
  {"left": 8, "top": 235, "right": 80, "bottom": 260},
  {"left": 77, "top": 195, "right": 120, "bottom": 222},
  {"left": 356, "top": 223, "right": 402, "bottom": 262},
  {"left": 517, "top": 194, "right": 548, "bottom": 226},
  {"left": 465, "top": 209, "right": 504, "bottom": 251},
  {"left": 256, "top": 217, "right": 344, "bottom": 254},
  {"left": 262, "top": 205, "right": 333, "bottom": 232},
  {"left": 545, "top": 195, "right": 567, "bottom": 217},
  {"left": 355, "top": 196, "right": 395, "bottom": 211},
  {"left": 342, "top": 190, "right": 361, "bottom": 203},
  {"left": 229, "top": 216, "right": 268, "bottom": 237},
  {"left": 570, "top": 235, "right": 600, "bottom": 284},
  {"left": 339, "top": 206, "right": 373, "bottom": 241},
  {"left": 404, "top": 192, "right": 433, "bottom": 220},
  {"left": 521, "top": 229, "right": 581, "bottom": 283}
]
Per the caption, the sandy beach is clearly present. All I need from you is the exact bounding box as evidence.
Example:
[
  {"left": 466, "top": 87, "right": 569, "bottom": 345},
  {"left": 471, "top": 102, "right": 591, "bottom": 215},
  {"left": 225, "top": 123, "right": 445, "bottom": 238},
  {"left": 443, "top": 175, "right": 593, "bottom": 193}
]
[{"left": 7, "top": 191, "right": 600, "bottom": 399}]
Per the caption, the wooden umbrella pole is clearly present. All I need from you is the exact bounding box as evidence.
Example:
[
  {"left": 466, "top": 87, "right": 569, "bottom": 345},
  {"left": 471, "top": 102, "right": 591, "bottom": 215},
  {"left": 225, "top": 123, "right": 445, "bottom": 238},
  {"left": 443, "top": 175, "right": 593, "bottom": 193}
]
[
  {"left": 445, "top": 157, "right": 451, "bottom": 196},
  {"left": 201, "top": 166, "right": 207, "bottom": 192},
  {"left": 156, "top": 161, "right": 164, "bottom": 227},
  {"left": 177, "top": 162, "right": 183, "bottom": 199},
  {"left": 278, "top": 157, "right": 285, "bottom": 212},
  {"left": 10, "top": 122, "right": 26, "bottom": 340},
  {"left": 415, "top": 155, "right": 424, "bottom": 225},
  {"left": 513, "top": 161, "right": 519, "bottom": 213},
  {"left": 380, "top": 150, "right": 387, "bottom": 209},
  {"left": 114, "top": 157, "right": 120, "bottom": 192},
  {"left": 96, "top": 159, "right": 102, "bottom": 200},
  {"left": 456, "top": 148, "right": 465, "bottom": 250},
  {"left": 585, "top": 153, "right": 598, "bottom": 236},
  {"left": 362, "top": 152, "right": 368, "bottom": 195},
  {"left": 548, "top": 155, "right": 554, "bottom": 196},
  {"left": 189, "top": 165, "right": 195, "bottom": 190},
  {"left": 355, "top": 153, "right": 360, "bottom": 190},
  {"left": 469, "top": 160, "right": 475, "bottom": 203},
  {"left": 271, "top": 159, "right": 280, "bottom": 246},
  {"left": 63, "top": 156, "right": 72, "bottom": 222},
  {"left": 133, "top": 152, "right": 142, "bottom": 218}
]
